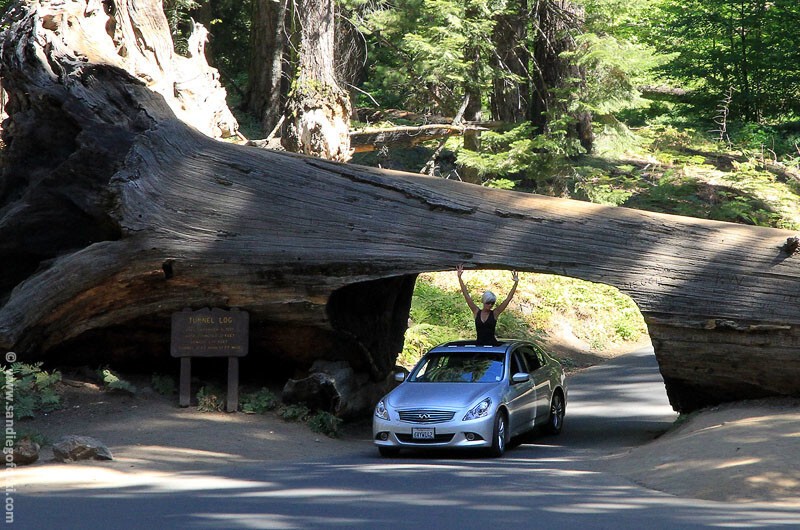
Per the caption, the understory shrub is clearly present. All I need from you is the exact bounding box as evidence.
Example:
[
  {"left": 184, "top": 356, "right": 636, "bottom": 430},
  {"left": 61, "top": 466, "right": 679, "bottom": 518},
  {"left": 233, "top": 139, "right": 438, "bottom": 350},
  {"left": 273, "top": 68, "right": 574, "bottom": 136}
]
[
  {"left": 1, "top": 362, "right": 62, "bottom": 420},
  {"left": 196, "top": 385, "right": 225, "bottom": 412},
  {"left": 307, "top": 411, "right": 343, "bottom": 438},
  {"left": 151, "top": 374, "right": 176, "bottom": 396},
  {"left": 240, "top": 388, "right": 278, "bottom": 414},
  {"left": 99, "top": 367, "right": 137, "bottom": 394}
]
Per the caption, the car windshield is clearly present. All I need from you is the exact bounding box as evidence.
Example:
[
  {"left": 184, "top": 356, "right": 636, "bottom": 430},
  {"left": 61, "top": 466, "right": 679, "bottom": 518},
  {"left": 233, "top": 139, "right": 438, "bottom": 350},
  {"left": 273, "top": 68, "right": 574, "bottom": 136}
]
[{"left": 410, "top": 351, "right": 505, "bottom": 383}]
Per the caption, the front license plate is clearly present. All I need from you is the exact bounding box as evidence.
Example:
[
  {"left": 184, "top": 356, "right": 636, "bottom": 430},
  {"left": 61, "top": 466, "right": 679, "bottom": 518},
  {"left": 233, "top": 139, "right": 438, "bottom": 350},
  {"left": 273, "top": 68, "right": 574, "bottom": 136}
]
[{"left": 412, "top": 427, "right": 435, "bottom": 440}]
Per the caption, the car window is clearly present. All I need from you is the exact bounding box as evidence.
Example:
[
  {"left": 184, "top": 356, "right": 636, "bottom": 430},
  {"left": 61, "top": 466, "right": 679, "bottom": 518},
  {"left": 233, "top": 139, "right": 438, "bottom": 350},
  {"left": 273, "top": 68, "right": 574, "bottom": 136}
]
[
  {"left": 411, "top": 352, "right": 505, "bottom": 383},
  {"left": 521, "top": 347, "right": 543, "bottom": 371},
  {"left": 511, "top": 351, "right": 529, "bottom": 374}
]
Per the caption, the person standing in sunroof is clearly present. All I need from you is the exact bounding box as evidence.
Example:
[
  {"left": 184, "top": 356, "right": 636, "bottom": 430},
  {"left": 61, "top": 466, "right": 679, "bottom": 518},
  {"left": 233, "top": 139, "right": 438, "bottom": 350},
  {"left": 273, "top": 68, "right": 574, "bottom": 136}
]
[{"left": 456, "top": 265, "right": 519, "bottom": 345}]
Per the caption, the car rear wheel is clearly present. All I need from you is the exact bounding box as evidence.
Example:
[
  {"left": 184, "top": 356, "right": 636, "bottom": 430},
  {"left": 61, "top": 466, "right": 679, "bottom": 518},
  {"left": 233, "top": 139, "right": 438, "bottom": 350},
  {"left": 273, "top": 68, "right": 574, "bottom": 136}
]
[
  {"left": 488, "top": 412, "right": 507, "bottom": 457},
  {"left": 546, "top": 392, "right": 565, "bottom": 435}
]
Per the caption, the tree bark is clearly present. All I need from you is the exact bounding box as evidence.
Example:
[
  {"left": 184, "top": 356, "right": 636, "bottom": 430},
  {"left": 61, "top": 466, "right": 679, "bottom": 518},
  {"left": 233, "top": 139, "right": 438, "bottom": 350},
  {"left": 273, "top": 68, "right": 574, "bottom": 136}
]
[
  {"left": 281, "top": 0, "right": 351, "bottom": 161},
  {"left": 460, "top": 14, "right": 483, "bottom": 185},
  {"left": 491, "top": 0, "right": 531, "bottom": 123},
  {"left": 335, "top": 3, "right": 367, "bottom": 120},
  {"left": 245, "top": 0, "right": 289, "bottom": 135},
  {"left": 531, "top": 0, "right": 593, "bottom": 152},
  {"left": 2, "top": 1, "right": 800, "bottom": 416}
]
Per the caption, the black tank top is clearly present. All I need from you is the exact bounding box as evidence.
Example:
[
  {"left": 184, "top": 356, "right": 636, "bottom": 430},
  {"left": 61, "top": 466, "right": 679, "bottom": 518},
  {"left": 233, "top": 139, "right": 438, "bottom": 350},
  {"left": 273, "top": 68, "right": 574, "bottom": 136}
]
[{"left": 475, "top": 311, "right": 498, "bottom": 345}]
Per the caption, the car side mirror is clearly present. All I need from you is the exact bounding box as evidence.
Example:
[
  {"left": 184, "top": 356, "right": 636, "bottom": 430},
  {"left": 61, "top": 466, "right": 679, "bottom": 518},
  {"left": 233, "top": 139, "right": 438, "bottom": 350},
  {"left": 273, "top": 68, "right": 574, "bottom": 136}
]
[
  {"left": 394, "top": 372, "right": 406, "bottom": 382},
  {"left": 512, "top": 372, "right": 530, "bottom": 384}
]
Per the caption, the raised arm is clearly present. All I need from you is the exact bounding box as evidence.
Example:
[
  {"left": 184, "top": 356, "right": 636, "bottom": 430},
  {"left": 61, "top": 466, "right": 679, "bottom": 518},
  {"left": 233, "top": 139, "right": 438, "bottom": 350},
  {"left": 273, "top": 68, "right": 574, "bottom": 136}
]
[
  {"left": 457, "top": 265, "right": 480, "bottom": 315},
  {"left": 494, "top": 270, "right": 519, "bottom": 316}
]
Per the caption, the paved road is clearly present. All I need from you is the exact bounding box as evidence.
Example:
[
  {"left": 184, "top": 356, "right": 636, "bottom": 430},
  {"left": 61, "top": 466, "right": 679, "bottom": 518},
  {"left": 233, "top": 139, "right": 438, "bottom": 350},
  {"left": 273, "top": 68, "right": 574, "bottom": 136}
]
[{"left": 13, "top": 347, "right": 800, "bottom": 528}]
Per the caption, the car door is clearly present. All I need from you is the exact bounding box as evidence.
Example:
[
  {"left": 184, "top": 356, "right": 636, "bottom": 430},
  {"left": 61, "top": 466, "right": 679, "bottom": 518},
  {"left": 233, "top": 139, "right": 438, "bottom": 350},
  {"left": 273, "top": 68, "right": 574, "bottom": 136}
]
[
  {"left": 505, "top": 349, "right": 536, "bottom": 436},
  {"left": 523, "top": 345, "right": 552, "bottom": 422}
]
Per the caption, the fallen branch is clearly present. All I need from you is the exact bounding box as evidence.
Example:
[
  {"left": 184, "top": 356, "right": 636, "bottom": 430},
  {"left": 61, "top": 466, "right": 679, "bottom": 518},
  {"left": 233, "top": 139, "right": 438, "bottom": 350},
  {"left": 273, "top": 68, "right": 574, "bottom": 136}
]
[{"left": 350, "top": 123, "right": 486, "bottom": 153}]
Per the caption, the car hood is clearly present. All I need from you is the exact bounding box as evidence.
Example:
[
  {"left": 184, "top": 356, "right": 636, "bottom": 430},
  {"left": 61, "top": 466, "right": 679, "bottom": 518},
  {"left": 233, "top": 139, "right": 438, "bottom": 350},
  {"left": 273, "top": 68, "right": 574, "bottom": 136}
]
[{"left": 386, "top": 382, "right": 500, "bottom": 410}]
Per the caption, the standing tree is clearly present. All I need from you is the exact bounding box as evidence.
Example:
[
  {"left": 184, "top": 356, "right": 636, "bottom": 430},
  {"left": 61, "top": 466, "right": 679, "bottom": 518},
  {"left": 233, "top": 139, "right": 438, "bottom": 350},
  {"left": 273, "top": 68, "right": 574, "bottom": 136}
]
[
  {"left": 281, "top": 0, "right": 352, "bottom": 161},
  {"left": 491, "top": 0, "right": 531, "bottom": 123},
  {"left": 245, "top": 0, "right": 290, "bottom": 135},
  {"left": 454, "top": 2, "right": 484, "bottom": 183},
  {"left": 531, "top": 0, "right": 593, "bottom": 152}
]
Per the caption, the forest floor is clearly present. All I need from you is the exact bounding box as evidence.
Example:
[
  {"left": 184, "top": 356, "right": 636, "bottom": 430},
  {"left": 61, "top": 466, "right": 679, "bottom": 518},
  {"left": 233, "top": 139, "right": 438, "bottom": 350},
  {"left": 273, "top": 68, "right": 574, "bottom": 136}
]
[{"left": 7, "top": 337, "right": 800, "bottom": 507}]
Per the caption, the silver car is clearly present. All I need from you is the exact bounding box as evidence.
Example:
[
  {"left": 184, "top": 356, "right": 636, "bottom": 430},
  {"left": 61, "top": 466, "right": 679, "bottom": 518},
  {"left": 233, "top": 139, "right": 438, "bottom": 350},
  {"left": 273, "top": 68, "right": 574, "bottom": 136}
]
[{"left": 373, "top": 340, "right": 567, "bottom": 457}]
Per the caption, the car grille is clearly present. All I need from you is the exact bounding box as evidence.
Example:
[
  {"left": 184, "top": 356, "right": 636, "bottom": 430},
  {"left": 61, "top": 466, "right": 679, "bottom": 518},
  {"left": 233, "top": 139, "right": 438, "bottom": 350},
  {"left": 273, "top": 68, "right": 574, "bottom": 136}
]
[
  {"left": 397, "top": 433, "right": 455, "bottom": 444},
  {"left": 398, "top": 409, "right": 456, "bottom": 424}
]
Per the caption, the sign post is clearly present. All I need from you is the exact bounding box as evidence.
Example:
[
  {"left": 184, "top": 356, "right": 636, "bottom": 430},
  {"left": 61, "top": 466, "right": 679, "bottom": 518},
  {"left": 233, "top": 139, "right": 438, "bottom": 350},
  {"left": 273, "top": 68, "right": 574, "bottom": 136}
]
[{"left": 170, "top": 308, "right": 249, "bottom": 412}]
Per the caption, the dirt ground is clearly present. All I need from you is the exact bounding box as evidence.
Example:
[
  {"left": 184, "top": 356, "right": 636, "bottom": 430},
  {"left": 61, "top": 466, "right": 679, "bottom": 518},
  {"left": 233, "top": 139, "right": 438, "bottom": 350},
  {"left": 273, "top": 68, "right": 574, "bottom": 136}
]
[
  {"left": 598, "top": 397, "right": 800, "bottom": 505},
  {"left": 7, "top": 338, "right": 800, "bottom": 507},
  {"left": 8, "top": 378, "right": 370, "bottom": 493}
]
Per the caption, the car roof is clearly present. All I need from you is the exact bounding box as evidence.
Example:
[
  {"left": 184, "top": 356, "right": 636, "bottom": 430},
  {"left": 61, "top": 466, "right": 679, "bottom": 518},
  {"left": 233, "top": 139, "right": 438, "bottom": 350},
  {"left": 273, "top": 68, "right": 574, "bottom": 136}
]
[{"left": 428, "top": 340, "right": 528, "bottom": 354}]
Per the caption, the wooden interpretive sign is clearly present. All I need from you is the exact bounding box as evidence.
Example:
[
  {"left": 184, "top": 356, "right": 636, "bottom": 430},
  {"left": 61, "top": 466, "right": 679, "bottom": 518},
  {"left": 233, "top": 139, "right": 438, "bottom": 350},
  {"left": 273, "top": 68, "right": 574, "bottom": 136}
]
[{"left": 171, "top": 308, "right": 249, "bottom": 412}]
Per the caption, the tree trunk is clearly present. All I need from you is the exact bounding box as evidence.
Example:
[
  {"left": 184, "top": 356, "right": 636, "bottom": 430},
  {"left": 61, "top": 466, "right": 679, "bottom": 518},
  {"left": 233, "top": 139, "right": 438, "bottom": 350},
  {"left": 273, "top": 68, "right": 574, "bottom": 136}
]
[
  {"left": 531, "top": 0, "right": 593, "bottom": 152},
  {"left": 3, "top": 1, "right": 800, "bottom": 416},
  {"left": 245, "top": 0, "right": 289, "bottom": 135},
  {"left": 281, "top": 0, "right": 351, "bottom": 161},
  {"left": 460, "top": 11, "right": 483, "bottom": 185},
  {"left": 335, "top": 3, "right": 367, "bottom": 120},
  {"left": 491, "top": 0, "right": 531, "bottom": 123}
]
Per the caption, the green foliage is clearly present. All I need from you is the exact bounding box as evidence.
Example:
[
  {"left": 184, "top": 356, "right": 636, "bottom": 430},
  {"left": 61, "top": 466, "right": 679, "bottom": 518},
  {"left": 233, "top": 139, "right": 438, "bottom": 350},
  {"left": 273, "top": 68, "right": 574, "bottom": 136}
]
[
  {"left": 456, "top": 123, "right": 583, "bottom": 190},
  {"left": 151, "top": 374, "right": 176, "bottom": 396},
  {"left": 483, "top": 178, "right": 516, "bottom": 190},
  {"left": 279, "top": 403, "right": 311, "bottom": 422},
  {"left": 727, "top": 121, "right": 800, "bottom": 158},
  {"left": 1, "top": 363, "right": 62, "bottom": 420},
  {"left": 274, "top": 402, "right": 342, "bottom": 437},
  {"left": 401, "top": 324, "right": 463, "bottom": 368},
  {"left": 410, "top": 281, "right": 474, "bottom": 331},
  {"left": 569, "top": 30, "right": 672, "bottom": 116},
  {"left": 583, "top": 123, "right": 800, "bottom": 230},
  {"left": 99, "top": 367, "right": 137, "bottom": 394},
  {"left": 352, "top": 0, "right": 496, "bottom": 114},
  {"left": 240, "top": 388, "right": 279, "bottom": 414},
  {"left": 643, "top": 0, "right": 800, "bottom": 121},
  {"left": 307, "top": 411, "right": 343, "bottom": 438},
  {"left": 163, "top": 0, "right": 203, "bottom": 55},
  {"left": 572, "top": 168, "right": 636, "bottom": 206},
  {"left": 196, "top": 385, "right": 225, "bottom": 412},
  {"left": 524, "top": 274, "right": 647, "bottom": 351},
  {"left": 624, "top": 171, "right": 783, "bottom": 226}
]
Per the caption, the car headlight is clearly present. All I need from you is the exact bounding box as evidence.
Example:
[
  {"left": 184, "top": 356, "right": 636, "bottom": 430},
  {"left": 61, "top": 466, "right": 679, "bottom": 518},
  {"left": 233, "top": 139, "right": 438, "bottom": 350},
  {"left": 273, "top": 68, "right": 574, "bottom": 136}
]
[
  {"left": 463, "top": 398, "right": 492, "bottom": 421},
  {"left": 375, "top": 399, "right": 390, "bottom": 420}
]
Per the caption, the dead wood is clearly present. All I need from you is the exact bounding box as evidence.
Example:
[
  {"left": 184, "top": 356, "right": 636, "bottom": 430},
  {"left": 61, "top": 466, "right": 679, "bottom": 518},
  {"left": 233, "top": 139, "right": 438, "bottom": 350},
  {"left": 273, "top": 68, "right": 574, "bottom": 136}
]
[{"left": 350, "top": 124, "right": 477, "bottom": 153}]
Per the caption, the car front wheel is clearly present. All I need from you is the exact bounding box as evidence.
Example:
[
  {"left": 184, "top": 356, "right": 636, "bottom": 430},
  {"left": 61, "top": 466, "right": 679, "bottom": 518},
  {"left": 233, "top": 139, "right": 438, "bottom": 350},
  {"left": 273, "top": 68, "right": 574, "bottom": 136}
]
[
  {"left": 488, "top": 412, "right": 507, "bottom": 457},
  {"left": 546, "top": 392, "right": 565, "bottom": 435}
]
